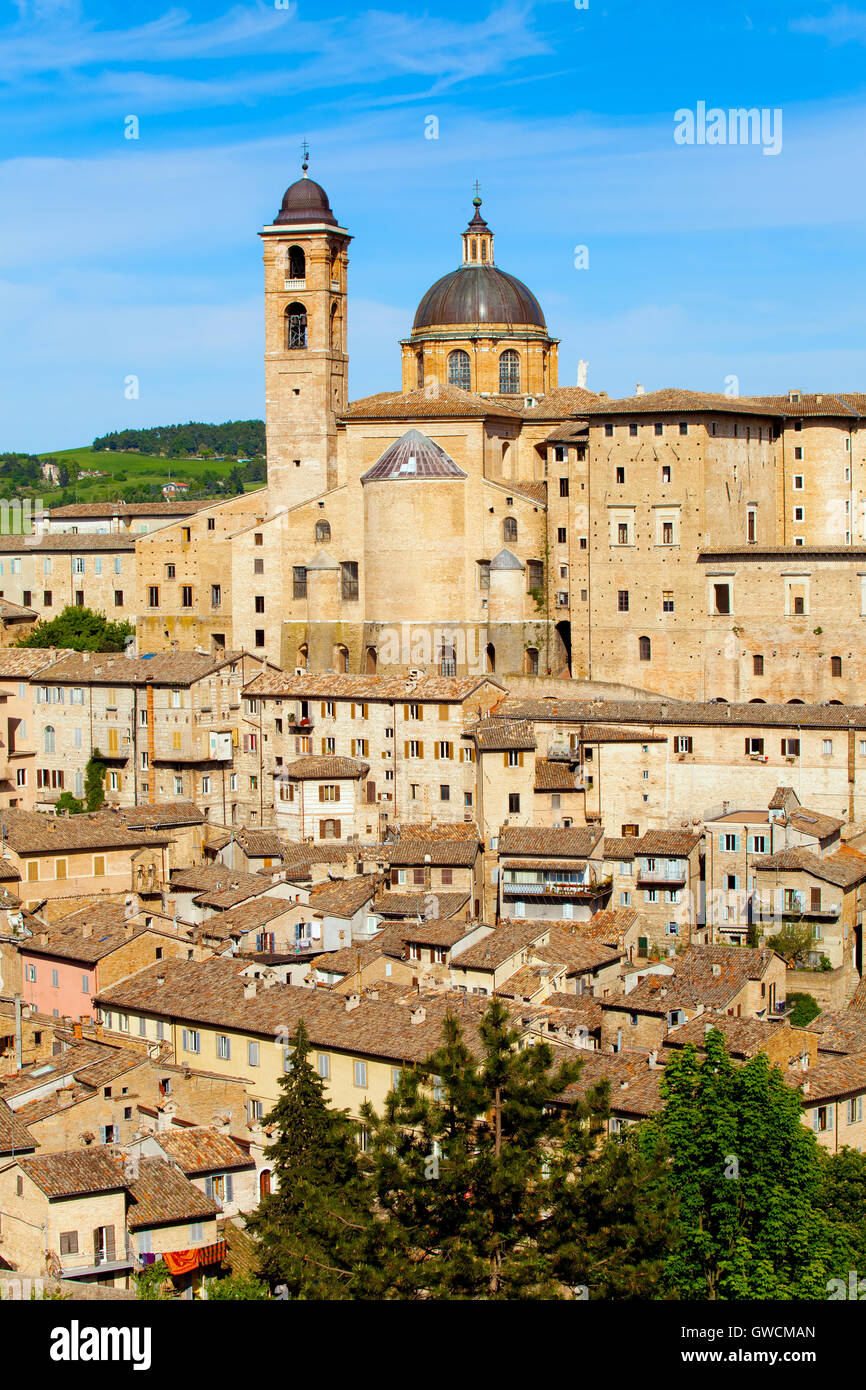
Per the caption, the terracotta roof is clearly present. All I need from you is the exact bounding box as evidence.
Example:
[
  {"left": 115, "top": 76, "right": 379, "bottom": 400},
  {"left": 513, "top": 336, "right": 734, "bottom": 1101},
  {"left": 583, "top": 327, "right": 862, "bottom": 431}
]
[
  {"left": 20, "top": 1148, "right": 126, "bottom": 1198},
  {"left": 787, "top": 809, "right": 843, "bottom": 840},
  {"left": 0, "top": 648, "right": 76, "bottom": 678},
  {"left": 557, "top": 1050, "right": 664, "bottom": 1118},
  {"left": 314, "top": 925, "right": 407, "bottom": 975},
  {"left": 543, "top": 993, "right": 604, "bottom": 1028},
  {"left": 497, "top": 962, "right": 564, "bottom": 999},
  {"left": 281, "top": 755, "right": 369, "bottom": 781},
  {"left": 602, "top": 837, "right": 639, "bottom": 861},
  {"left": 111, "top": 802, "right": 205, "bottom": 829},
  {"left": 0, "top": 809, "right": 170, "bottom": 854},
  {"left": 768, "top": 786, "right": 795, "bottom": 810},
  {"left": 0, "top": 1098, "right": 36, "bottom": 1154},
  {"left": 394, "top": 919, "right": 474, "bottom": 948},
  {"left": 749, "top": 392, "right": 858, "bottom": 419},
  {"left": 170, "top": 865, "right": 266, "bottom": 897},
  {"left": 501, "top": 697, "right": 866, "bottom": 731},
  {"left": 151, "top": 1127, "right": 252, "bottom": 1176},
  {"left": 244, "top": 671, "right": 504, "bottom": 702},
  {"left": 534, "top": 759, "right": 580, "bottom": 790},
  {"left": 635, "top": 829, "right": 701, "bottom": 857},
  {"left": 42, "top": 651, "right": 240, "bottom": 687},
  {"left": 466, "top": 718, "right": 537, "bottom": 752},
  {"left": 95, "top": 957, "right": 509, "bottom": 1065},
  {"left": 787, "top": 1054, "right": 866, "bottom": 1104},
  {"left": 0, "top": 597, "right": 36, "bottom": 620},
  {"left": 230, "top": 828, "right": 285, "bottom": 857},
  {"left": 664, "top": 1012, "right": 787, "bottom": 1058},
  {"left": 808, "top": 1011, "right": 866, "bottom": 1054},
  {"left": 388, "top": 837, "right": 479, "bottom": 867},
  {"left": 520, "top": 386, "right": 602, "bottom": 421},
  {"left": 498, "top": 825, "right": 603, "bottom": 858},
  {"left": 342, "top": 384, "right": 523, "bottom": 421},
  {"left": 0, "top": 534, "right": 136, "bottom": 553},
  {"left": 21, "top": 904, "right": 152, "bottom": 963},
  {"left": 373, "top": 889, "right": 470, "bottom": 919},
  {"left": 752, "top": 848, "right": 866, "bottom": 889},
  {"left": 126, "top": 1156, "right": 219, "bottom": 1230},
  {"left": 309, "top": 874, "right": 379, "bottom": 918},
  {"left": 579, "top": 387, "right": 778, "bottom": 418},
  {"left": 577, "top": 725, "right": 667, "bottom": 744},
  {"left": 197, "top": 897, "right": 299, "bottom": 939},
  {"left": 451, "top": 922, "right": 547, "bottom": 972},
  {"left": 608, "top": 945, "right": 778, "bottom": 1014},
  {"left": 584, "top": 908, "right": 639, "bottom": 943},
  {"left": 49, "top": 500, "right": 213, "bottom": 518}
]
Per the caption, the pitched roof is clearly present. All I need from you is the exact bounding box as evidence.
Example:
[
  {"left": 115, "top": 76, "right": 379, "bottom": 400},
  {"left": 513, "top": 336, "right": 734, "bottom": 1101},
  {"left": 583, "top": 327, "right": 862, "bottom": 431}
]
[
  {"left": 126, "top": 1157, "right": 219, "bottom": 1230},
  {"left": 151, "top": 1127, "right": 253, "bottom": 1175},
  {"left": 501, "top": 696, "right": 866, "bottom": 731},
  {"left": 309, "top": 874, "right": 379, "bottom": 918},
  {"left": 0, "top": 648, "right": 76, "bottom": 678},
  {"left": 0, "top": 809, "right": 170, "bottom": 854},
  {"left": 635, "top": 829, "right": 701, "bottom": 857},
  {"left": 394, "top": 919, "right": 474, "bottom": 948},
  {"left": 343, "top": 385, "right": 523, "bottom": 422},
  {"left": 49, "top": 500, "right": 214, "bottom": 518},
  {"left": 0, "top": 1098, "right": 36, "bottom": 1154},
  {"left": 41, "top": 651, "right": 238, "bottom": 687},
  {"left": 578, "top": 387, "right": 778, "bottom": 418},
  {"left": 609, "top": 945, "right": 778, "bottom": 1014},
  {"left": 498, "top": 825, "right": 602, "bottom": 858},
  {"left": 374, "top": 889, "right": 470, "bottom": 919},
  {"left": 20, "top": 1148, "right": 126, "bottom": 1198},
  {"left": 752, "top": 848, "right": 866, "bottom": 888},
  {"left": 787, "top": 1054, "right": 866, "bottom": 1104},
  {"left": 388, "top": 836, "right": 479, "bottom": 867},
  {"left": 787, "top": 809, "right": 843, "bottom": 840},
  {"left": 534, "top": 759, "right": 580, "bottom": 790},
  {"left": 112, "top": 802, "right": 205, "bottom": 829},
  {"left": 0, "top": 597, "right": 36, "bottom": 620},
  {"left": 243, "top": 671, "right": 504, "bottom": 702},
  {"left": 450, "top": 922, "right": 547, "bottom": 971},
  {"left": 280, "top": 755, "right": 369, "bottom": 781},
  {"left": 21, "top": 904, "right": 152, "bottom": 963},
  {"left": 466, "top": 718, "right": 536, "bottom": 752},
  {"left": 0, "top": 534, "right": 136, "bottom": 553}
]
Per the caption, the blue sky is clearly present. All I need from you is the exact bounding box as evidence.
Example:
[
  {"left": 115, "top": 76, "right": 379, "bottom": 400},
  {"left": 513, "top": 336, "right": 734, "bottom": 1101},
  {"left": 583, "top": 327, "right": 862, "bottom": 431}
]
[{"left": 3, "top": 0, "right": 866, "bottom": 450}]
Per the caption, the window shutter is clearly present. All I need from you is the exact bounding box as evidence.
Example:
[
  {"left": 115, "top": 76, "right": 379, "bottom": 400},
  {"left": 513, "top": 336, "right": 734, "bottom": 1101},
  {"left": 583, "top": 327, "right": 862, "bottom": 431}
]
[
  {"left": 812, "top": 1111, "right": 820, "bottom": 1133},
  {"left": 503, "top": 752, "right": 508, "bottom": 767},
  {"left": 718, "top": 836, "right": 724, "bottom": 850},
  {"left": 92, "top": 1227, "right": 102, "bottom": 1256},
  {"left": 828, "top": 1108, "right": 834, "bottom": 1131},
  {"left": 334, "top": 820, "right": 341, "bottom": 839},
  {"left": 518, "top": 751, "right": 524, "bottom": 767},
  {"left": 318, "top": 785, "right": 325, "bottom": 802},
  {"left": 104, "top": 1226, "right": 116, "bottom": 1261},
  {"left": 403, "top": 704, "right": 409, "bottom": 720},
  {"left": 418, "top": 742, "right": 424, "bottom": 759},
  {"left": 321, "top": 702, "right": 327, "bottom": 717},
  {"left": 434, "top": 742, "right": 439, "bottom": 759},
  {"left": 182, "top": 1029, "right": 188, "bottom": 1050},
  {"left": 404, "top": 741, "right": 409, "bottom": 758},
  {"left": 205, "top": 1177, "right": 214, "bottom": 1198},
  {"left": 744, "top": 738, "right": 750, "bottom": 754},
  {"left": 350, "top": 703, "right": 356, "bottom": 719},
  {"left": 225, "top": 1174, "right": 233, "bottom": 1202},
  {"left": 417, "top": 706, "right": 423, "bottom": 721}
]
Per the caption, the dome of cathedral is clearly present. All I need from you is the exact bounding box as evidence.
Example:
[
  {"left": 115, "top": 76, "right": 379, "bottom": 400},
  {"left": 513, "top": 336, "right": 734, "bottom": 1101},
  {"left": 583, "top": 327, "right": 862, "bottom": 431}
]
[
  {"left": 274, "top": 173, "right": 337, "bottom": 226},
  {"left": 413, "top": 264, "right": 546, "bottom": 332}
]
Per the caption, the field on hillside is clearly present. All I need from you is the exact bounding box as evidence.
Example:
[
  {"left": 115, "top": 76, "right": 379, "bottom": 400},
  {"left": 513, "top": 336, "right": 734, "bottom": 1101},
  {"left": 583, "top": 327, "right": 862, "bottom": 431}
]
[{"left": 34, "top": 446, "right": 249, "bottom": 506}]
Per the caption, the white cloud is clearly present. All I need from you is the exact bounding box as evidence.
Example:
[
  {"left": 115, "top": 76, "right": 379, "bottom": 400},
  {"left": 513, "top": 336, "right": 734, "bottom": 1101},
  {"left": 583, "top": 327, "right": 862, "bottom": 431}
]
[{"left": 790, "top": 5, "right": 866, "bottom": 44}]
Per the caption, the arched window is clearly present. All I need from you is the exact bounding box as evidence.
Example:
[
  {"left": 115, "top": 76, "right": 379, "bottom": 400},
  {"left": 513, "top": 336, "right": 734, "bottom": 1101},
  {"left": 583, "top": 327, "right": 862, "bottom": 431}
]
[
  {"left": 524, "top": 647, "right": 539, "bottom": 676},
  {"left": 447, "top": 349, "right": 471, "bottom": 391},
  {"left": 285, "top": 301, "right": 307, "bottom": 349},
  {"left": 499, "top": 349, "right": 520, "bottom": 395},
  {"left": 329, "top": 301, "right": 340, "bottom": 350},
  {"left": 297, "top": 645, "right": 308, "bottom": 670},
  {"left": 334, "top": 645, "right": 349, "bottom": 673},
  {"left": 365, "top": 646, "right": 377, "bottom": 674},
  {"left": 503, "top": 516, "right": 517, "bottom": 543},
  {"left": 259, "top": 1170, "right": 272, "bottom": 1199},
  {"left": 485, "top": 643, "right": 496, "bottom": 674},
  {"left": 315, "top": 520, "right": 331, "bottom": 543},
  {"left": 638, "top": 635, "right": 651, "bottom": 662},
  {"left": 831, "top": 655, "right": 842, "bottom": 677},
  {"left": 321, "top": 818, "right": 338, "bottom": 839},
  {"left": 43, "top": 725, "right": 55, "bottom": 753},
  {"left": 416, "top": 352, "right": 424, "bottom": 390},
  {"left": 287, "top": 246, "right": 305, "bottom": 280}
]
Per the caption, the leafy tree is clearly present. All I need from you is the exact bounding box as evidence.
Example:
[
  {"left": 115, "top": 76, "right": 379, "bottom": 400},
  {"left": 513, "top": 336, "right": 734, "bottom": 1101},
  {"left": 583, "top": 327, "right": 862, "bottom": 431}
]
[
  {"left": 205, "top": 1272, "right": 270, "bottom": 1300},
  {"left": 818, "top": 1146, "right": 866, "bottom": 1271},
  {"left": 788, "top": 992, "right": 821, "bottom": 1027},
  {"left": 768, "top": 921, "right": 814, "bottom": 966},
  {"left": 55, "top": 792, "right": 83, "bottom": 815},
  {"left": 649, "top": 1029, "right": 850, "bottom": 1298},
  {"left": 84, "top": 749, "right": 107, "bottom": 812},
  {"left": 134, "top": 1260, "right": 173, "bottom": 1300},
  {"left": 245, "top": 1020, "right": 379, "bottom": 1298},
  {"left": 363, "top": 998, "right": 583, "bottom": 1299},
  {"left": 16, "top": 605, "right": 134, "bottom": 653}
]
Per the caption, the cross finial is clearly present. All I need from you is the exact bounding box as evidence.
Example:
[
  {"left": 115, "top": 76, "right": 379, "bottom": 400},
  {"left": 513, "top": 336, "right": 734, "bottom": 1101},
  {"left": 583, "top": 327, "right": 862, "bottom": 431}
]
[
  {"left": 301, "top": 139, "right": 309, "bottom": 176},
  {"left": 473, "top": 179, "right": 481, "bottom": 198}
]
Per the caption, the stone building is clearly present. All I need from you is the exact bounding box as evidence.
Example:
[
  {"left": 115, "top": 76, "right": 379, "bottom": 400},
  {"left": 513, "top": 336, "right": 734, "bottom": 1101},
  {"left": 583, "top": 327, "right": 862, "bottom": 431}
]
[{"left": 129, "top": 163, "right": 866, "bottom": 704}]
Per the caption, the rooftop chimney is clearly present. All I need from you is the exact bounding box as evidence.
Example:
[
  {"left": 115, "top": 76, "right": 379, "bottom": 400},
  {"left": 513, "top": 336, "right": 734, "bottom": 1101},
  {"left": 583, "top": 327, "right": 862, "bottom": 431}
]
[
  {"left": 345, "top": 992, "right": 361, "bottom": 1013},
  {"left": 80, "top": 923, "right": 93, "bottom": 938},
  {"left": 410, "top": 1003, "right": 426, "bottom": 1025},
  {"left": 156, "top": 974, "right": 165, "bottom": 987},
  {"left": 243, "top": 980, "right": 257, "bottom": 1000}
]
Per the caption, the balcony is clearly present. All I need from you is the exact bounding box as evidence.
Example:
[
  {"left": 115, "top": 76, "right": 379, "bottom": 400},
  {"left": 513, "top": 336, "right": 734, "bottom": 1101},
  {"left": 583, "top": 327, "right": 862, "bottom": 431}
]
[
  {"left": 502, "top": 877, "right": 611, "bottom": 900},
  {"left": 636, "top": 872, "right": 687, "bottom": 889}
]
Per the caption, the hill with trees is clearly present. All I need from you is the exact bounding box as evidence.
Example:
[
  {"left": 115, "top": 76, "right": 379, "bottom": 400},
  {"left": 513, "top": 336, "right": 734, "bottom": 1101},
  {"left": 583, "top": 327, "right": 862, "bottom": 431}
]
[{"left": 91, "top": 420, "right": 266, "bottom": 459}]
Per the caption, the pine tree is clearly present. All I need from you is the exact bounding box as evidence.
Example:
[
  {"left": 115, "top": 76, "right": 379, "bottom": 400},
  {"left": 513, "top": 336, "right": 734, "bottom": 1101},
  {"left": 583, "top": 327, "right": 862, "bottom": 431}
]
[
  {"left": 364, "top": 998, "right": 583, "bottom": 1299},
  {"left": 245, "top": 1020, "right": 380, "bottom": 1299}
]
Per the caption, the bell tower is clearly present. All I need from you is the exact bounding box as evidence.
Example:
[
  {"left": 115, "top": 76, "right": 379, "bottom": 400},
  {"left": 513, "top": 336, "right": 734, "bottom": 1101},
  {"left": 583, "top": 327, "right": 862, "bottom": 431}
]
[{"left": 260, "top": 151, "right": 351, "bottom": 510}]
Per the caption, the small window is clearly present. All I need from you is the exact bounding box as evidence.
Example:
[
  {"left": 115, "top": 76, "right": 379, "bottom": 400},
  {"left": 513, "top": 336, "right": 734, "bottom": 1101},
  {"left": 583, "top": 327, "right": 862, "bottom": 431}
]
[
  {"left": 662, "top": 590, "right": 674, "bottom": 613},
  {"left": 678, "top": 421, "right": 688, "bottom": 435},
  {"left": 753, "top": 654, "right": 764, "bottom": 675},
  {"left": 617, "top": 590, "right": 629, "bottom": 612},
  {"left": 831, "top": 656, "right": 842, "bottom": 678},
  {"left": 604, "top": 423, "right": 614, "bottom": 437},
  {"left": 638, "top": 635, "right": 651, "bottom": 662},
  {"left": 353, "top": 1059, "right": 368, "bottom": 1088},
  {"left": 503, "top": 515, "right": 517, "bottom": 543},
  {"left": 616, "top": 466, "right": 625, "bottom": 484},
  {"left": 793, "top": 474, "right": 804, "bottom": 490},
  {"left": 661, "top": 464, "right": 671, "bottom": 482},
  {"left": 559, "top": 477, "right": 569, "bottom": 498}
]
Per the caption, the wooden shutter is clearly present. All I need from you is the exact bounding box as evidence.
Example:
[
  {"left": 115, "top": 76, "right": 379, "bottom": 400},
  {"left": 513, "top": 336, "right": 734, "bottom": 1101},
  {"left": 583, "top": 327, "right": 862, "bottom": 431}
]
[
  {"left": 403, "top": 704, "right": 409, "bottom": 720},
  {"left": 417, "top": 707, "right": 423, "bottom": 721},
  {"left": 321, "top": 702, "right": 327, "bottom": 717},
  {"left": 744, "top": 738, "right": 750, "bottom": 754},
  {"left": 204, "top": 1176, "right": 214, "bottom": 1198},
  {"left": 319, "top": 785, "right": 325, "bottom": 802},
  {"left": 225, "top": 1174, "right": 233, "bottom": 1202},
  {"left": 439, "top": 704, "right": 449, "bottom": 721},
  {"left": 104, "top": 1225, "right": 116, "bottom": 1261},
  {"left": 518, "top": 751, "right": 524, "bottom": 767},
  {"left": 417, "top": 742, "right": 424, "bottom": 759},
  {"left": 334, "top": 820, "right": 341, "bottom": 839},
  {"left": 404, "top": 740, "right": 410, "bottom": 758},
  {"left": 434, "top": 742, "right": 439, "bottom": 759},
  {"left": 503, "top": 752, "right": 509, "bottom": 767},
  {"left": 92, "top": 1227, "right": 102, "bottom": 1257}
]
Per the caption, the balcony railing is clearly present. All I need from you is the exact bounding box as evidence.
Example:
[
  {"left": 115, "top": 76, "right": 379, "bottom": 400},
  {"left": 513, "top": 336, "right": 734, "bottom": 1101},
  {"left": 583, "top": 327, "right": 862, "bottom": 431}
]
[{"left": 502, "top": 877, "right": 612, "bottom": 899}]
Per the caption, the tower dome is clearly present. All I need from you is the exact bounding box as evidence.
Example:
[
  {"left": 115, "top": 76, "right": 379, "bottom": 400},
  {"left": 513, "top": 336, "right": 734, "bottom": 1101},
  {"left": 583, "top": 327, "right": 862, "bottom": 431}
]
[
  {"left": 274, "top": 161, "right": 338, "bottom": 226},
  {"left": 401, "top": 192, "right": 558, "bottom": 397}
]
